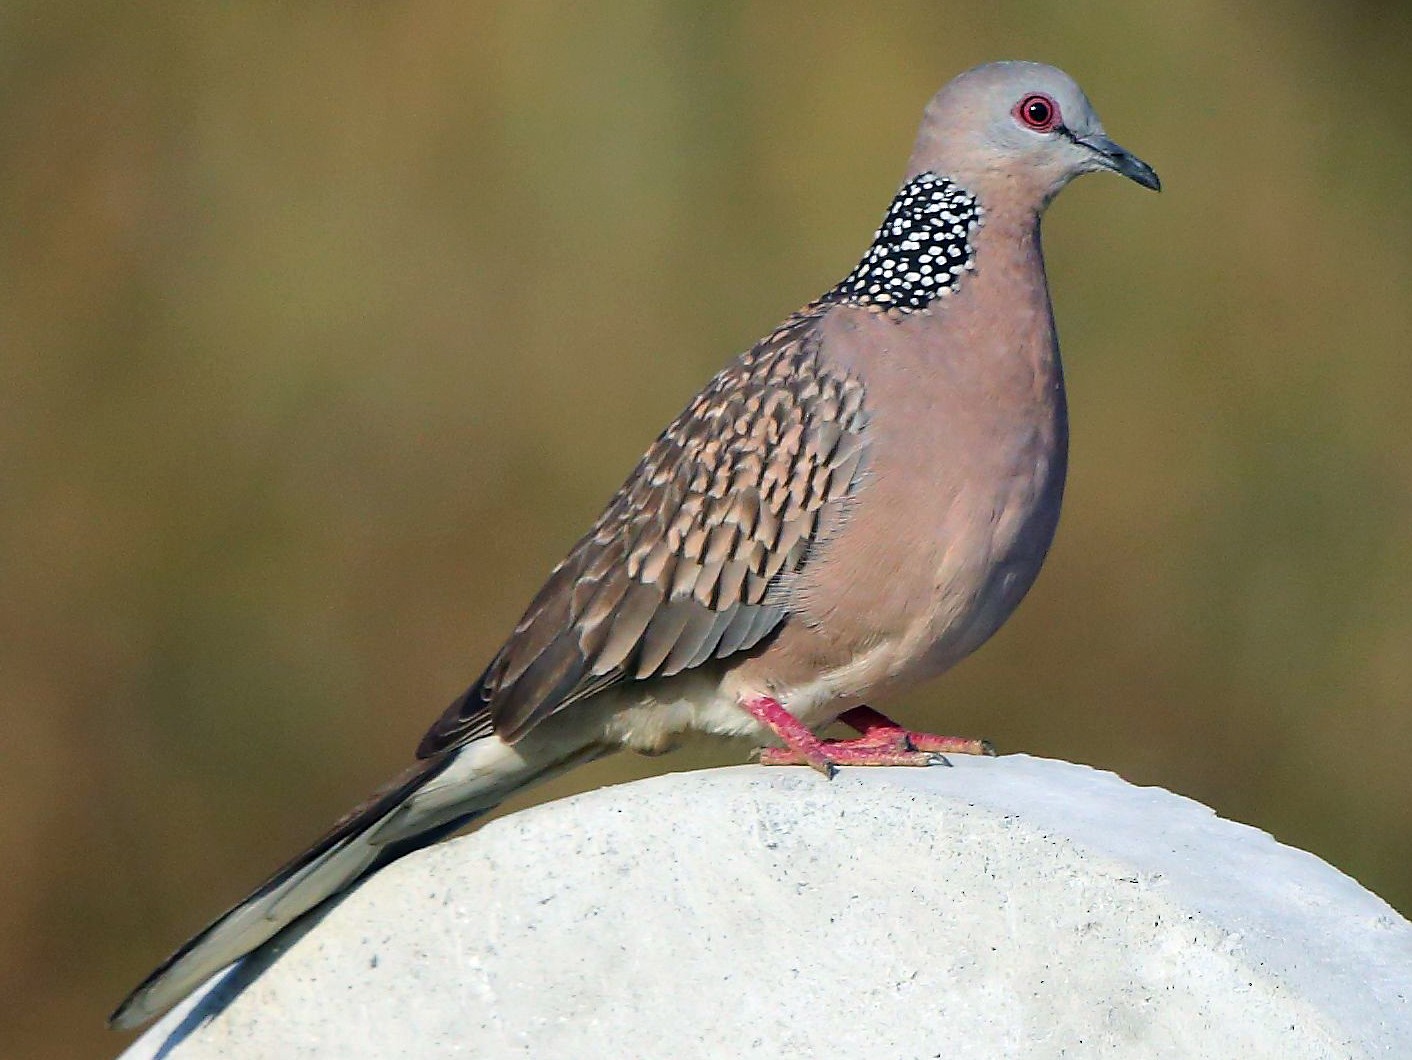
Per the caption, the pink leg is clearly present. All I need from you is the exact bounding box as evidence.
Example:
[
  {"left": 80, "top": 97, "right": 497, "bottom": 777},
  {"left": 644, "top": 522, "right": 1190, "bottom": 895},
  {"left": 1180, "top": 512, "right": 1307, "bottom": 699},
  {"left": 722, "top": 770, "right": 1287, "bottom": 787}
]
[
  {"left": 739, "top": 696, "right": 838, "bottom": 777},
  {"left": 740, "top": 696, "right": 948, "bottom": 777}
]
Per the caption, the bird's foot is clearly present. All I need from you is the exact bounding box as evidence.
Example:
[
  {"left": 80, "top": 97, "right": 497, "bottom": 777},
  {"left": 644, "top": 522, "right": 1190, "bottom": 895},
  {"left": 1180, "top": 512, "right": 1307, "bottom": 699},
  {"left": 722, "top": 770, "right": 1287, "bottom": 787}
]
[
  {"left": 836, "top": 705, "right": 997, "bottom": 758},
  {"left": 739, "top": 698, "right": 994, "bottom": 778},
  {"left": 756, "top": 733, "right": 945, "bottom": 770}
]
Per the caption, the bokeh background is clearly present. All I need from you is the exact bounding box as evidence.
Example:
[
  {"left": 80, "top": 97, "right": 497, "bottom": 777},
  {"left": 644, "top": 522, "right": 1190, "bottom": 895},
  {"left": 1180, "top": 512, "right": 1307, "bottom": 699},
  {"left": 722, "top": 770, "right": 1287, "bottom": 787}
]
[{"left": 4, "top": 2, "right": 1411, "bottom": 1055}]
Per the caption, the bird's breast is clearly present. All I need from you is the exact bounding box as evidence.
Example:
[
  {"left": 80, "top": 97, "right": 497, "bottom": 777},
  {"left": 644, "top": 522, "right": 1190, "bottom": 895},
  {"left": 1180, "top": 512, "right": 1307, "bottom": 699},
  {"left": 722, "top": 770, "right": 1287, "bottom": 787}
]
[{"left": 785, "top": 288, "right": 1068, "bottom": 699}]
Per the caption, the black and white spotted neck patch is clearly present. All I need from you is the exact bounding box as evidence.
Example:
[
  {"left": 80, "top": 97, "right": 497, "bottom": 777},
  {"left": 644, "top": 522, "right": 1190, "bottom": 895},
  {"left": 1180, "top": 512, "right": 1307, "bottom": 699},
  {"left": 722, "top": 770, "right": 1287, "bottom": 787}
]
[{"left": 829, "top": 172, "right": 983, "bottom": 311}]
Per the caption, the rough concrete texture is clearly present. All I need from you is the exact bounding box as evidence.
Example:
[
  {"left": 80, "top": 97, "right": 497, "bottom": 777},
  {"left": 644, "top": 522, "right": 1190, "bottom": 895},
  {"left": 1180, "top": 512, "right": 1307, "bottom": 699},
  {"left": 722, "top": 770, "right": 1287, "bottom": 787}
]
[{"left": 121, "top": 756, "right": 1412, "bottom": 1059}]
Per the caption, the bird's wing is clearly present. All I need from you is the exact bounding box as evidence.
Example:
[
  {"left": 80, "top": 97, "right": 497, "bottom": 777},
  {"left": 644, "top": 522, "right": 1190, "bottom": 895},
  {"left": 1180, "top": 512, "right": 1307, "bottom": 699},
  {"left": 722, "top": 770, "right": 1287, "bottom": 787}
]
[{"left": 417, "top": 307, "right": 871, "bottom": 755}]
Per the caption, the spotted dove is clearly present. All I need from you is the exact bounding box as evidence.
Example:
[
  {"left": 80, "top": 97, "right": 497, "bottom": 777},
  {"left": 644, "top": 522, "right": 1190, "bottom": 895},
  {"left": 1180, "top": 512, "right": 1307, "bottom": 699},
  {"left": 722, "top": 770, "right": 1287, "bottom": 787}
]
[{"left": 111, "top": 60, "right": 1158, "bottom": 1029}]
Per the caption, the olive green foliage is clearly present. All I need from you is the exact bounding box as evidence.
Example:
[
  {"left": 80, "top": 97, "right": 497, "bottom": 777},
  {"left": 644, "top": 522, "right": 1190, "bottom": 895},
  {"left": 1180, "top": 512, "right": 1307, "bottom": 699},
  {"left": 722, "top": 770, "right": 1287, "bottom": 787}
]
[{"left": 2, "top": 3, "right": 1410, "bottom": 1055}]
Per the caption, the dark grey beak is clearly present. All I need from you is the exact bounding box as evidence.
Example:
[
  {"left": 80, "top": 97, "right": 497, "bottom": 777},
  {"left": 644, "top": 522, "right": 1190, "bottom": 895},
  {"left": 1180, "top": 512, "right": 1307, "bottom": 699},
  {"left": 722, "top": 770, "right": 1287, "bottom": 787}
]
[{"left": 1076, "top": 134, "right": 1161, "bottom": 191}]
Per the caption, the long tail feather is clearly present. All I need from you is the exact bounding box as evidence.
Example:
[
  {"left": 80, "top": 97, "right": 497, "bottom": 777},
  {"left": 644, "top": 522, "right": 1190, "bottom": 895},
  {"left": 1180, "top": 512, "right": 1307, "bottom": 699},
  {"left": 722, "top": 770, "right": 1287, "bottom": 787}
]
[{"left": 110, "top": 735, "right": 588, "bottom": 1030}]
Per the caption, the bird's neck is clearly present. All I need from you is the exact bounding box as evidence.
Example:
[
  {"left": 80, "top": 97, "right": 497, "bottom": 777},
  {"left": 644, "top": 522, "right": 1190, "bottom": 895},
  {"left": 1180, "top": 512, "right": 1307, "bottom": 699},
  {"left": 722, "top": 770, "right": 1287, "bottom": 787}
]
[
  {"left": 827, "top": 172, "right": 985, "bottom": 312},
  {"left": 841, "top": 179, "right": 1060, "bottom": 396},
  {"left": 943, "top": 201, "right": 1062, "bottom": 410},
  {"left": 827, "top": 170, "right": 1054, "bottom": 315},
  {"left": 970, "top": 201, "right": 1049, "bottom": 289}
]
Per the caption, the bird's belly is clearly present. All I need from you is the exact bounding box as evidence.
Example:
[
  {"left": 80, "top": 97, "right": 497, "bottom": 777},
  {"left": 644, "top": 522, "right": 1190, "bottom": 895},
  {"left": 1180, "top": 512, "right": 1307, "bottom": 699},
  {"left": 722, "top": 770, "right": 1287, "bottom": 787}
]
[
  {"left": 597, "top": 460, "right": 1062, "bottom": 746},
  {"left": 911, "top": 449, "right": 1064, "bottom": 678},
  {"left": 810, "top": 436, "right": 1065, "bottom": 701}
]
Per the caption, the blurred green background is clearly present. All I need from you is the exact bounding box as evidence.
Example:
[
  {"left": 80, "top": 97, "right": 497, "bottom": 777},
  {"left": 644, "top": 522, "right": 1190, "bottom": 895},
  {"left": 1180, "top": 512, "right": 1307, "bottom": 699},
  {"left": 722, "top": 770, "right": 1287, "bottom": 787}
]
[{"left": 3, "top": 2, "right": 1411, "bottom": 1055}]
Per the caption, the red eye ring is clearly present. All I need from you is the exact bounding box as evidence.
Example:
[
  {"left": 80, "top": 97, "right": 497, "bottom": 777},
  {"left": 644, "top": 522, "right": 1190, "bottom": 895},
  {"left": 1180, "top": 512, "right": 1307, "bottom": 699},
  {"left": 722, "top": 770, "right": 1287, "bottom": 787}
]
[{"left": 1014, "top": 93, "right": 1059, "bottom": 132}]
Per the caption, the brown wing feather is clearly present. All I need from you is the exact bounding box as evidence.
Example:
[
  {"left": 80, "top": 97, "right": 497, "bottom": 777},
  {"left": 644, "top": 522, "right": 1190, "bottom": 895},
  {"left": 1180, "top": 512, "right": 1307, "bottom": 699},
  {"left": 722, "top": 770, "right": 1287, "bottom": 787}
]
[{"left": 416, "top": 307, "right": 870, "bottom": 757}]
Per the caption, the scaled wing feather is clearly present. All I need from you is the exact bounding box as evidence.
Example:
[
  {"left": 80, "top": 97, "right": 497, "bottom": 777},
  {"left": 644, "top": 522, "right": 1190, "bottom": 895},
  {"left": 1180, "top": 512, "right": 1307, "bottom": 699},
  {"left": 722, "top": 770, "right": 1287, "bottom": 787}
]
[{"left": 416, "top": 307, "right": 870, "bottom": 756}]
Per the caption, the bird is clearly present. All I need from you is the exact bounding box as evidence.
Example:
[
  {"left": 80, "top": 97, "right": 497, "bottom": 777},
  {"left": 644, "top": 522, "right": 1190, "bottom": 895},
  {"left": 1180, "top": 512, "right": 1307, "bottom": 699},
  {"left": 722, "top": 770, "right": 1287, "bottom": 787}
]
[{"left": 110, "top": 60, "right": 1159, "bottom": 1030}]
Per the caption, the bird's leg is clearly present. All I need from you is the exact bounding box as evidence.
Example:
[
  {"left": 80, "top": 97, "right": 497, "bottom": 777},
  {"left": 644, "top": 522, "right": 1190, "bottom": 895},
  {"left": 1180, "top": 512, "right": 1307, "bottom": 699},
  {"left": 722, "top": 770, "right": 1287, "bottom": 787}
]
[
  {"left": 837, "top": 705, "right": 997, "bottom": 758},
  {"left": 739, "top": 695, "right": 838, "bottom": 777},
  {"left": 741, "top": 696, "right": 943, "bottom": 775}
]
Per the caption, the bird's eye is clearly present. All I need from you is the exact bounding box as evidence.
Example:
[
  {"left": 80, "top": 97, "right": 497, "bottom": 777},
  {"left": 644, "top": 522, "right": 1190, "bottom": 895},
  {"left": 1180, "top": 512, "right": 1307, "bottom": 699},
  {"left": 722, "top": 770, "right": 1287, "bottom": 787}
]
[{"left": 1015, "top": 93, "right": 1059, "bottom": 132}]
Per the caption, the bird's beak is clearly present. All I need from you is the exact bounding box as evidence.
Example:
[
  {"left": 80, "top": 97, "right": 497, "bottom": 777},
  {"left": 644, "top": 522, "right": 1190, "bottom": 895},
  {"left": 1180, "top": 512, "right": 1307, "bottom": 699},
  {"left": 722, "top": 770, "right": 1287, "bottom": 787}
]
[{"left": 1076, "top": 134, "right": 1161, "bottom": 191}]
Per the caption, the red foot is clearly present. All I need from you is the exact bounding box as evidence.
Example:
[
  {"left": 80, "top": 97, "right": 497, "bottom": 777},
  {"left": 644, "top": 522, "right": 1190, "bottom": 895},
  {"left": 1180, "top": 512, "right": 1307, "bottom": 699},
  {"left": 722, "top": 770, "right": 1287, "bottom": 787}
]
[
  {"left": 739, "top": 699, "right": 995, "bottom": 778},
  {"left": 837, "top": 705, "right": 997, "bottom": 758}
]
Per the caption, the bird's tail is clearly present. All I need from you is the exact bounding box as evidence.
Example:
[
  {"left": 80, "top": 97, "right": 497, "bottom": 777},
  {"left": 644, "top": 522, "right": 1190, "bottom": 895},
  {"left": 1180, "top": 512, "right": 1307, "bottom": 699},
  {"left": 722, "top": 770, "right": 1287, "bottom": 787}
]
[{"left": 109, "top": 734, "right": 599, "bottom": 1030}]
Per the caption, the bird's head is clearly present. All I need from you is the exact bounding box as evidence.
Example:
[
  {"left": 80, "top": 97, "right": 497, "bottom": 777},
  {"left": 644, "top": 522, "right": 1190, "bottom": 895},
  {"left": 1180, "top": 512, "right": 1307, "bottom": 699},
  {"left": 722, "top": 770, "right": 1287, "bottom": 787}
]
[{"left": 907, "top": 61, "right": 1160, "bottom": 209}]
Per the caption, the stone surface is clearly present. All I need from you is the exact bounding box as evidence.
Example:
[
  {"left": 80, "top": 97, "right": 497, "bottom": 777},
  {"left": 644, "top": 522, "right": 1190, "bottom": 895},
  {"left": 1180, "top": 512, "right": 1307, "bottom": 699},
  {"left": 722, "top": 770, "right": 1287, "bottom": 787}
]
[{"left": 120, "top": 757, "right": 1412, "bottom": 1059}]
